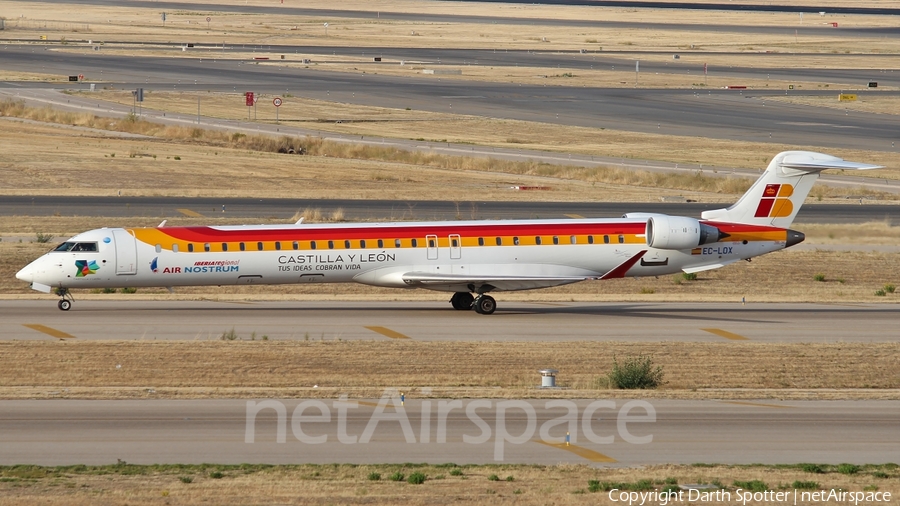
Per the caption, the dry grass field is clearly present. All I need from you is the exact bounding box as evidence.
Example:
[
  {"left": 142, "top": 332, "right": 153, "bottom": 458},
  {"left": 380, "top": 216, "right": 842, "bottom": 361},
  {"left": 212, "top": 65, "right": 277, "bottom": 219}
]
[
  {"left": 0, "top": 340, "right": 898, "bottom": 398},
  {"left": 1, "top": 462, "right": 896, "bottom": 506}
]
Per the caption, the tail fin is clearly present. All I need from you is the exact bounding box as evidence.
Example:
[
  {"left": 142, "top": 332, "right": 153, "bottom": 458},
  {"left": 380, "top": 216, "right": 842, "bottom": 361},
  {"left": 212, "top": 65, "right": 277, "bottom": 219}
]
[{"left": 701, "top": 151, "right": 881, "bottom": 227}]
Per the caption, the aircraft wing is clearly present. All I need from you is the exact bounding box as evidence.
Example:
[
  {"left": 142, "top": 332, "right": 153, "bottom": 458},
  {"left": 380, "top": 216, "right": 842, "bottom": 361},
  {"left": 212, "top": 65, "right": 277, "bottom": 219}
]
[{"left": 401, "top": 250, "right": 647, "bottom": 291}]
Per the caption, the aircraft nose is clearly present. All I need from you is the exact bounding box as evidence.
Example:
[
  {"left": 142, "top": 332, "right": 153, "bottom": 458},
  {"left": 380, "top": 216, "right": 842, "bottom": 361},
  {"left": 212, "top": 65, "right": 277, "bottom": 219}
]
[{"left": 16, "top": 264, "right": 33, "bottom": 282}]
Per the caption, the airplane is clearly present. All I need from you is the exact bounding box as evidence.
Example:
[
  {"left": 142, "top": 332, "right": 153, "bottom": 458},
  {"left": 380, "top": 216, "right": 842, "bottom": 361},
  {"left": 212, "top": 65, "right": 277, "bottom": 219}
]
[{"left": 16, "top": 151, "right": 881, "bottom": 314}]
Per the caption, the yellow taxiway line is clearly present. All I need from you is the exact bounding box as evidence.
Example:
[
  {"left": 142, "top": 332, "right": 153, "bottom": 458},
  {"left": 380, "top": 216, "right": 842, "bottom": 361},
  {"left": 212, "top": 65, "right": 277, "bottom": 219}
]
[
  {"left": 564, "top": 214, "right": 585, "bottom": 219},
  {"left": 702, "top": 328, "right": 749, "bottom": 340},
  {"left": 176, "top": 208, "right": 205, "bottom": 218},
  {"left": 536, "top": 440, "right": 617, "bottom": 463},
  {"left": 23, "top": 324, "right": 75, "bottom": 339},
  {"left": 364, "top": 326, "right": 411, "bottom": 339}
]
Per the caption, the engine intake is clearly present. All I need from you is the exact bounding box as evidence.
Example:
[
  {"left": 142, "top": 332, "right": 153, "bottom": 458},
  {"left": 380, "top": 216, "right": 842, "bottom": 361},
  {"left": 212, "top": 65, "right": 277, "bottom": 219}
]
[{"left": 646, "top": 215, "right": 727, "bottom": 250}]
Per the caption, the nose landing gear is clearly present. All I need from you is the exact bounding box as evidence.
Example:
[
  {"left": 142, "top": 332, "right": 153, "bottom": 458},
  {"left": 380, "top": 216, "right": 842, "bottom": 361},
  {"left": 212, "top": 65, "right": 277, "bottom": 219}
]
[{"left": 55, "top": 288, "right": 74, "bottom": 311}]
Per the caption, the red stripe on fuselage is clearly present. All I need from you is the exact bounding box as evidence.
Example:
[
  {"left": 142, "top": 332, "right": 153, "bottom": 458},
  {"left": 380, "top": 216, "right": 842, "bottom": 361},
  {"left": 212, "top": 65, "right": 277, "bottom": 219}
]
[{"left": 150, "top": 222, "right": 648, "bottom": 242}]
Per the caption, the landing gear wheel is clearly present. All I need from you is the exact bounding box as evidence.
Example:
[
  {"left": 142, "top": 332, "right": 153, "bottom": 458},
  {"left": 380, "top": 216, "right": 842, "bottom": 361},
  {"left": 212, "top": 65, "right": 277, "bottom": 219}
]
[
  {"left": 55, "top": 288, "right": 73, "bottom": 311},
  {"left": 449, "top": 292, "right": 474, "bottom": 310},
  {"left": 473, "top": 295, "right": 496, "bottom": 315}
]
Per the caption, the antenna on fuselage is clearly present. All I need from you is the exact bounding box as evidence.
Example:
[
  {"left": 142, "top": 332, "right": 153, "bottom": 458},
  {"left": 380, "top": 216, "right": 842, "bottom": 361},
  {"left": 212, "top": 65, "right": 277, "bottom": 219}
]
[
  {"left": 158, "top": 220, "right": 167, "bottom": 227},
  {"left": 295, "top": 217, "right": 304, "bottom": 225}
]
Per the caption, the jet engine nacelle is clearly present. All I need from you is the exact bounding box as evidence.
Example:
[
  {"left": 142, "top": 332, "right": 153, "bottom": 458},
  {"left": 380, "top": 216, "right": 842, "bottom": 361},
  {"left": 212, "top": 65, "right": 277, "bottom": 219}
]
[{"left": 645, "top": 215, "right": 725, "bottom": 250}]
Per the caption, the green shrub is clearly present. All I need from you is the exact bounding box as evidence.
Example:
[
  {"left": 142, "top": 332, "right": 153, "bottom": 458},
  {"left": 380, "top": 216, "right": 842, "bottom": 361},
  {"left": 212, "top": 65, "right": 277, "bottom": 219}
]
[
  {"left": 208, "top": 471, "right": 224, "bottom": 479},
  {"left": 121, "top": 287, "right": 137, "bottom": 294},
  {"left": 488, "top": 474, "right": 500, "bottom": 481},
  {"left": 733, "top": 480, "right": 767, "bottom": 492},
  {"left": 884, "top": 284, "right": 896, "bottom": 293},
  {"left": 682, "top": 272, "right": 698, "bottom": 281},
  {"left": 608, "top": 354, "right": 664, "bottom": 389},
  {"left": 220, "top": 328, "right": 238, "bottom": 341},
  {"left": 102, "top": 287, "right": 117, "bottom": 293},
  {"left": 872, "top": 471, "right": 889, "bottom": 479},
  {"left": 837, "top": 463, "right": 860, "bottom": 475},
  {"left": 407, "top": 472, "right": 426, "bottom": 484},
  {"left": 388, "top": 471, "right": 404, "bottom": 482},
  {"left": 813, "top": 273, "right": 826, "bottom": 282},
  {"left": 505, "top": 475, "right": 515, "bottom": 482},
  {"left": 34, "top": 232, "right": 54, "bottom": 243},
  {"left": 450, "top": 468, "right": 463, "bottom": 476},
  {"left": 875, "top": 289, "right": 886, "bottom": 296},
  {"left": 588, "top": 480, "right": 602, "bottom": 493},
  {"left": 799, "top": 463, "right": 825, "bottom": 474},
  {"left": 792, "top": 480, "right": 819, "bottom": 490},
  {"left": 179, "top": 476, "right": 193, "bottom": 484},
  {"left": 367, "top": 472, "right": 381, "bottom": 481}
]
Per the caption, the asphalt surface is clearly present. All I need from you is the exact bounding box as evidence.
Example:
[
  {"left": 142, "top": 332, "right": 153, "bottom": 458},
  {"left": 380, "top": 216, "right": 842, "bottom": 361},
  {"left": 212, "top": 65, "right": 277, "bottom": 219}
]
[
  {"left": 3, "top": 195, "right": 899, "bottom": 223},
  {"left": 3, "top": 301, "right": 898, "bottom": 343},
  {"left": 2, "top": 47, "right": 899, "bottom": 151},
  {"left": 21, "top": 0, "right": 900, "bottom": 33},
  {"left": 1, "top": 399, "right": 896, "bottom": 465}
]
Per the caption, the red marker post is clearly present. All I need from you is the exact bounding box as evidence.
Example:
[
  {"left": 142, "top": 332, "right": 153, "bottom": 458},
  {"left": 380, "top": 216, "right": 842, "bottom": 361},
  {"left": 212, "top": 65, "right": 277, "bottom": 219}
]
[{"left": 245, "top": 91, "right": 254, "bottom": 120}]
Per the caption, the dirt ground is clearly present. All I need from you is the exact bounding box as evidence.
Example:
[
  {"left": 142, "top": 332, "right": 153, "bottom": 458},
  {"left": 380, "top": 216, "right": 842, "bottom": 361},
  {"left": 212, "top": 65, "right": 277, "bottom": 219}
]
[{"left": 1, "top": 462, "right": 896, "bottom": 506}]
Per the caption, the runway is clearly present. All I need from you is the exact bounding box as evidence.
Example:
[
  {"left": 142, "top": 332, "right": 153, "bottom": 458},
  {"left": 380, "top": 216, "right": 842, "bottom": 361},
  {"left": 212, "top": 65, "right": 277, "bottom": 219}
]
[
  {"left": 0, "top": 399, "right": 896, "bottom": 465},
  {"left": 3, "top": 48, "right": 899, "bottom": 151},
  {"left": 2, "top": 300, "right": 897, "bottom": 343}
]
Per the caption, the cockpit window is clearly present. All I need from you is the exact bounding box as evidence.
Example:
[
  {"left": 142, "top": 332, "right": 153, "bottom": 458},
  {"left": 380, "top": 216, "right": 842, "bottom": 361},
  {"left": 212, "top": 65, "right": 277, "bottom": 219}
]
[{"left": 53, "top": 242, "right": 98, "bottom": 252}]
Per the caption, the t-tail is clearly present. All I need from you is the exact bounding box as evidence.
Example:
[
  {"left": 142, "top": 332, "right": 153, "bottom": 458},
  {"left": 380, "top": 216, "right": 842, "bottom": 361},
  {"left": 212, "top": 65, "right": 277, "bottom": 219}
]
[{"left": 701, "top": 151, "right": 882, "bottom": 228}]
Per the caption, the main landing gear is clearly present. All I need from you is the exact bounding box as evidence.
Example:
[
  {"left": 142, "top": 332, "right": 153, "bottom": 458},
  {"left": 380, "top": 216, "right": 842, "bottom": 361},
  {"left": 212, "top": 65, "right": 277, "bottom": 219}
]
[
  {"left": 449, "top": 292, "right": 496, "bottom": 315},
  {"left": 55, "top": 288, "right": 73, "bottom": 311}
]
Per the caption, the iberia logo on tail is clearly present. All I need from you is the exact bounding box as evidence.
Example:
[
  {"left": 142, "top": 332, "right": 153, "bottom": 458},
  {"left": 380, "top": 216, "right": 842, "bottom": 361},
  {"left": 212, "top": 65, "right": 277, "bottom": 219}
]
[{"left": 754, "top": 183, "right": 794, "bottom": 218}]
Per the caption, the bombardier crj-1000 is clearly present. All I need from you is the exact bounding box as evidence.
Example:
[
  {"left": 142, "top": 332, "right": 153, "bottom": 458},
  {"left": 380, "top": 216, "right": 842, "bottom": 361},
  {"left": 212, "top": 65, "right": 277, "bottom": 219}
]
[{"left": 17, "top": 151, "right": 881, "bottom": 314}]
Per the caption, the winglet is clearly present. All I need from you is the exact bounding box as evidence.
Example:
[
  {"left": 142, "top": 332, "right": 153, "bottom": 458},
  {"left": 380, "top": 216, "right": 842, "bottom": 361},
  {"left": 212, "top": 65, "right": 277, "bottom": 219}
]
[{"left": 599, "top": 250, "right": 647, "bottom": 280}]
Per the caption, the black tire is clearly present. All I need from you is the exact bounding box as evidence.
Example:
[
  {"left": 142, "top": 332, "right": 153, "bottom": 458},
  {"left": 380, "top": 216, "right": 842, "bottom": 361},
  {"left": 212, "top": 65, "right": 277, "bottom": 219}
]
[
  {"left": 58, "top": 300, "right": 71, "bottom": 311},
  {"left": 450, "top": 292, "right": 474, "bottom": 310},
  {"left": 474, "top": 295, "right": 496, "bottom": 315}
]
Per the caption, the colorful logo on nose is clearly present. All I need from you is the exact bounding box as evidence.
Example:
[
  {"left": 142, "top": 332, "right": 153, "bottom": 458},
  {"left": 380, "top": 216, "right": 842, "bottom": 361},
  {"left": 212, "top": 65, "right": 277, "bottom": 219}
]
[
  {"left": 754, "top": 183, "right": 794, "bottom": 218},
  {"left": 75, "top": 260, "right": 99, "bottom": 277}
]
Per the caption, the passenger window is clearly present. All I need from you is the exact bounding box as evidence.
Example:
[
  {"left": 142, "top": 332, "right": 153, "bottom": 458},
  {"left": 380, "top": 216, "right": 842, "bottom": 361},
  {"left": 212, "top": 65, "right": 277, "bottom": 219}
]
[
  {"left": 222, "top": 243, "right": 228, "bottom": 252},
  {"left": 311, "top": 241, "right": 317, "bottom": 250},
  {"left": 588, "top": 236, "right": 594, "bottom": 244},
  {"left": 428, "top": 238, "right": 436, "bottom": 247},
  {"left": 378, "top": 239, "right": 384, "bottom": 248},
  {"left": 513, "top": 237, "right": 519, "bottom": 246},
  {"left": 292, "top": 241, "right": 299, "bottom": 250},
  {"left": 618, "top": 235, "right": 625, "bottom": 244},
  {"left": 360, "top": 240, "right": 366, "bottom": 248},
  {"left": 535, "top": 237, "right": 542, "bottom": 245},
  {"left": 345, "top": 240, "right": 351, "bottom": 249},
  {"left": 496, "top": 237, "right": 502, "bottom": 246},
  {"left": 395, "top": 239, "right": 402, "bottom": 248},
  {"left": 328, "top": 240, "right": 334, "bottom": 249},
  {"left": 204, "top": 243, "right": 210, "bottom": 252},
  {"left": 604, "top": 235, "right": 610, "bottom": 244},
  {"left": 570, "top": 236, "right": 576, "bottom": 244},
  {"left": 156, "top": 244, "right": 162, "bottom": 253},
  {"left": 451, "top": 238, "right": 458, "bottom": 247},
  {"left": 240, "top": 242, "right": 246, "bottom": 251},
  {"left": 188, "top": 243, "right": 194, "bottom": 252},
  {"left": 257, "top": 242, "right": 264, "bottom": 251},
  {"left": 275, "top": 242, "right": 281, "bottom": 250},
  {"left": 553, "top": 236, "right": 559, "bottom": 245},
  {"left": 411, "top": 238, "right": 418, "bottom": 248},
  {"left": 173, "top": 244, "right": 179, "bottom": 253},
  {"left": 478, "top": 237, "right": 484, "bottom": 246}
]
